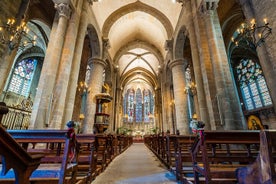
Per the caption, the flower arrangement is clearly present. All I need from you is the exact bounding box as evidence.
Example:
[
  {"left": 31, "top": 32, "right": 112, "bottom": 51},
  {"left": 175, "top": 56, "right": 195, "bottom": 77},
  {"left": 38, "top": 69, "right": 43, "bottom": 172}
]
[{"left": 190, "top": 119, "right": 205, "bottom": 135}]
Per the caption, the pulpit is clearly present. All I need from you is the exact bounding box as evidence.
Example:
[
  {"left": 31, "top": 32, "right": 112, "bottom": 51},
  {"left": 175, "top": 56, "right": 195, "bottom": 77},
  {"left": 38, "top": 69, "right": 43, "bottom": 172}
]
[{"left": 94, "top": 93, "right": 112, "bottom": 133}]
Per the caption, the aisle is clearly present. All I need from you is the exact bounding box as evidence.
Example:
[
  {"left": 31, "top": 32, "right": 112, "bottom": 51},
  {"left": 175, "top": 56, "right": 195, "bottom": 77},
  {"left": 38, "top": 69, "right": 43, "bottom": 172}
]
[{"left": 92, "top": 143, "right": 180, "bottom": 184}]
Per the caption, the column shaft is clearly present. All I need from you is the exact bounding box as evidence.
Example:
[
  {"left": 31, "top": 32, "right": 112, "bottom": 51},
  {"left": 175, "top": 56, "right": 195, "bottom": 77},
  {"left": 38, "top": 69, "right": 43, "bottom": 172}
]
[
  {"left": 187, "top": 0, "right": 211, "bottom": 129},
  {"left": 63, "top": 0, "right": 89, "bottom": 123},
  {"left": 169, "top": 59, "right": 189, "bottom": 134},
  {"left": 30, "top": 3, "right": 70, "bottom": 128},
  {"left": 203, "top": 3, "right": 243, "bottom": 130},
  {"left": 83, "top": 58, "right": 106, "bottom": 133},
  {"left": 50, "top": 0, "right": 84, "bottom": 129}
]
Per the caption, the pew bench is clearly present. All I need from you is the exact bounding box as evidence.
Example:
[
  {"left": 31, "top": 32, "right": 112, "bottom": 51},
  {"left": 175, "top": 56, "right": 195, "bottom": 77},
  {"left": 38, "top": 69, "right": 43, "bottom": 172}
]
[
  {"left": 0, "top": 124, "right": 44, "bottom": 184},
  {"left": 144, "top": 134, "right": 196, "bottom": 182},
  {"left": 75, "top": 134, "right": 98, "bottom": 184},
  {"left": 95, "top": 134, "right": 109, "bottom": 172},
  {"left": 236, "top": 130, "right": 276, "bottom": 184},
  {"left": 0, "top": 129, "right": 78, "bottom": 184},
  {"left": 190, "top": 130, "right": 260, "bottom": 184},
  {"left": 172, "top": 135, "right": 196, "bottom": 182}
]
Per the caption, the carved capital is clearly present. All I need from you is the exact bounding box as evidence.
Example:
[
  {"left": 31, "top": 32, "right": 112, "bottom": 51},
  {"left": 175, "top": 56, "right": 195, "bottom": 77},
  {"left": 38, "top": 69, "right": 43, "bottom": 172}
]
[
  {"left": 88, "top": 58, "right": 107, "bottom": 68},
  {"left": 55, "top": 3, "right": 72, "bottom": 19},
  {"left": 200, "top": 0, "right": 218, "bottom": 14},
  {"left": 164, "top": 39, "right": 173, "bottom": 51},
  {"left": 168, "top": 58, "right": 188, "bottom": 70},
  {"left": 102, "top": 38, "right": 111, "bottom": 50}
]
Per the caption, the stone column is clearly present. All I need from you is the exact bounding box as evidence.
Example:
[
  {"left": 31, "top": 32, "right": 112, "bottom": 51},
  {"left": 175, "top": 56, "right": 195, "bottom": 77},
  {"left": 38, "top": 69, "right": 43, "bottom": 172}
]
[
  {"left": 155, "top": 87, "right": 162, "bottom": 131},
  {"left": 30, "top": 2, "right": 71, "bottom": 129},
  {"left": 63, "top": 0, "right": 89, "bottom": 123},
  {"left": 49, "top": 0, "right": 84, "bottom": 129},
  {"left": 163, "top": 40, "right": 174, "bottom": 133},
  {"left": 201, "top": 0, "right": 243, "bottom": 130},
  {"left": 83, "top": 58, "right": 107, "bottom": 133},
  {"left": 169, "top": 59, "right": 189, "bottom": 134},
  {"left": 114, "top": 86, "right": 122, "bottom": 132},
  {"left": 186, "top": 0, "right": 211, "bottom": 129}
]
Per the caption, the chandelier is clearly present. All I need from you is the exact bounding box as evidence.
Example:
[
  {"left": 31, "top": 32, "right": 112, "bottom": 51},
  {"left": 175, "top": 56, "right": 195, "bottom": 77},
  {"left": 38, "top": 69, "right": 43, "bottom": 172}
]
[
  {"left": 231, "top": 18, "right": 272, "bottom": 49},
  {"left": 0, "top": 18, "right": 37, "bottom": 51}
]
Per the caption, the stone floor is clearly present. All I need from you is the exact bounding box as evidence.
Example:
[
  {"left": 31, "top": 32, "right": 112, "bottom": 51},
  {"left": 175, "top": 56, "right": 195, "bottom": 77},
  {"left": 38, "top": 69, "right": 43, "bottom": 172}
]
[{"left": 92, "top": 143, "right": 181, "bottom": 184}]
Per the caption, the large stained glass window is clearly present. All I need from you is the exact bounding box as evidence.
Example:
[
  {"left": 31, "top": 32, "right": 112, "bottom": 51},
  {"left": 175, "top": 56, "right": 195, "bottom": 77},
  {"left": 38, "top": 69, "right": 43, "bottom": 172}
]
[
  {"left": 135, "top": 88, "right": 143, "bottom": 122},
  {"left": 123, "top": 88, "right": 154, "bottom": 123},
  {"left": 235, "top": 59, "right": 272, "bottom": 110},
  {"left": 8, "top": 58, "right": 37, "bottom": 97}
]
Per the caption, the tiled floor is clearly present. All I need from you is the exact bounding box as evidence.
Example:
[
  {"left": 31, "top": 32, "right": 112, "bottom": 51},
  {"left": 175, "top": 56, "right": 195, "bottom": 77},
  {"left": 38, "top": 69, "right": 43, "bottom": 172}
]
[{"left": 92, "top": 143, "right": 181, "bottom": 184}]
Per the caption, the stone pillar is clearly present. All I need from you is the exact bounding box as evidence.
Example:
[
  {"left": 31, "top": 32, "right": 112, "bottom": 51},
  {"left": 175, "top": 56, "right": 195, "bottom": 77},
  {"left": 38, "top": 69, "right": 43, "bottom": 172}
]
[
  {"left": 201, "top": 0, "right": 243, "bottom": 130},
  {"left": 169, "top": 59, "right": 189, "bottom": 134},
  {"left": 186, "top": 0, "right": 211, "bottom": 130},
  {"left": 163, "top": 40, "right": 174, "bottom": 133},
  {"left": 114, "top": 86, "right": 122, "bottom": 132},
  {"left": 83, "top": 58, "right": 107, "bottom": 133},
  {"left": 50, "top": 0, "right": 84, "bottom": 129},
  {"left": 63, "top": 0, "right": 89, "bottom": 124},
  {"left": 30, "top": 2, "right": 71, "bottom": 129},
  {"left": 155, "top": 87, "right": 162, "bottom": 131}
]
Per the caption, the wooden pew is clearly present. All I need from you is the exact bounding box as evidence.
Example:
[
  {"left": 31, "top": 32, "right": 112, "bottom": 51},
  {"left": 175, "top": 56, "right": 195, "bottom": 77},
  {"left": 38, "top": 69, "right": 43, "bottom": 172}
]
[
  {"left": 95, "top": 134, "right": 109, "bottom": 172},
  {"left": 117, "top": 135, "right": 132, "bottom": 153},
  {"left": 190, "top": 130, "right": 260, "bottom": 183},
  {"left": 144, "top": 133, "right": 196, "bottom": 182},
  {"left": 0, "top": 124, "right": 44, "bottom": 184},
  {"left": 1, "top": 129, "right": 78, "bottom": 184},
  {"left": 75, "top": 134, "right": 98, "bottom": 184},
  {"left": 172, "top": 135, "right": 196, "bottom": 182},
  {"left": 236, "top": 130, "right": 276, "bottom": 184}
]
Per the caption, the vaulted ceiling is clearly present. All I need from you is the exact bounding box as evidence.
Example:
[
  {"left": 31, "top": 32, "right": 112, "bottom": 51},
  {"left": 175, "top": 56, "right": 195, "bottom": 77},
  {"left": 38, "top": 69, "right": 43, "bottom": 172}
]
[{"left": 91, "top": 0, "right": 183, "bottom": 91}]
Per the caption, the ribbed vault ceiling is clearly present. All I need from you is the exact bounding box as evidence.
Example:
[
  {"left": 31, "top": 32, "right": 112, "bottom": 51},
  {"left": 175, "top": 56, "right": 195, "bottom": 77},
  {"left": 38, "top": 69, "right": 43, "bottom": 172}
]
[{"left": 91, "top": 0, "right": 182, "bottom": 90}]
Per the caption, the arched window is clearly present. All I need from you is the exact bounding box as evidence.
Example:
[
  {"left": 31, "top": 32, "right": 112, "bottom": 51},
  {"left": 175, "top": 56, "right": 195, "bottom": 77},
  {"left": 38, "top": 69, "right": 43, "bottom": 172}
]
[
  {"left": 135, "top": 88, "right": 143, "bottom": 122},
  {"left": 234, "top": 58, "right": 272, "bottom": 110},
  {"left": 8, "top": 58, "right": 37, "bottom": 97},
  {"left": 143, "top": 89, "right": 150, "bottom": 122},
  {"left": 123, "top": 87, "right": 155, "bottom": 123},
  {"left": 127, "top": 88, "right": 135, "bottom": 122}
]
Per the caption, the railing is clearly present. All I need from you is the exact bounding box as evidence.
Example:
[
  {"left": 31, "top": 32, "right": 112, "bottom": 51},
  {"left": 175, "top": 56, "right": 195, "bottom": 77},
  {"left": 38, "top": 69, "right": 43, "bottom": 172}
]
[
  {"left": 1, "top": 105, "right": 31, "bottom": 129},
  {"left": 0, "top": 98, "right": 33, "bottom": 130}
]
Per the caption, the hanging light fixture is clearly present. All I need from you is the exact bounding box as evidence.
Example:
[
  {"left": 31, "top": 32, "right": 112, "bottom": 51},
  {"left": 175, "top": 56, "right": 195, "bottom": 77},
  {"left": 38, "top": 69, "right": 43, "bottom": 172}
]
[
  {"left": 0, "top": 18, "right": 37, "bottom": 51},
  {"left": 231, "top": 18, "right": 272, "bottom": 49}
]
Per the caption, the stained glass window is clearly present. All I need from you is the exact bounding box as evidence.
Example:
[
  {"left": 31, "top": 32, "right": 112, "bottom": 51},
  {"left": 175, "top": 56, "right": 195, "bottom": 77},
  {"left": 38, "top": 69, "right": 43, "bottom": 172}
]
[
  {"left": 135, "top": 88, "right": 143, "bottom": 122},
  {"left": 123, "top": 87, "right": 154, "bottom": 123},
  {"left": 235, "top": 58, "right": 272, "bottom": 110},
  {"left": 144, "top": 89, "right": 150, "bottom": 122},
  {"left": 8, "top": 58, "right": 37, "bottom": 97},
  {"left": 127, "top": 89, "right": 135, "bottom": 122},
  {"left": 149, "top": 91, "right": 154, "bottom": 114}
]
